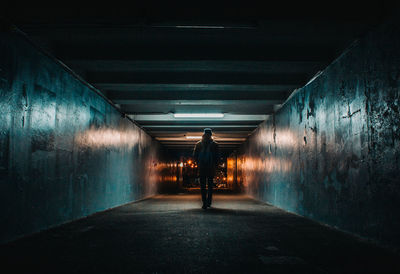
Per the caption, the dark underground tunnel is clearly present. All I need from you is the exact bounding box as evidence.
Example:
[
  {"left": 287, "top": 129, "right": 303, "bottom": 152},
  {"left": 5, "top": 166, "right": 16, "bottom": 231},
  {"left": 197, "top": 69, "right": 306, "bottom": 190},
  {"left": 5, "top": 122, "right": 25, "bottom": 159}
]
[{"left": 1, "top": 3, "right": 400, "bottom": 273}]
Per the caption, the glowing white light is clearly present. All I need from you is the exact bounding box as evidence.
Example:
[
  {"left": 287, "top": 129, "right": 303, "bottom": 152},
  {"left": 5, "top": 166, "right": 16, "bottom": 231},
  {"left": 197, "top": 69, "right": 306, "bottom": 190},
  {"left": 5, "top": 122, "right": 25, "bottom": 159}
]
[
  {"left": 76, "top": 128, "right": 139, "bottom": 149},
  {"left": 175, "top": 25, "right": 225, "bottom": 29},
  {"left": 186, "top": 136, "right": 202, "bottom": 139},
  {"left": 173, "top": 113, "right": 224, "bottom": 118}
]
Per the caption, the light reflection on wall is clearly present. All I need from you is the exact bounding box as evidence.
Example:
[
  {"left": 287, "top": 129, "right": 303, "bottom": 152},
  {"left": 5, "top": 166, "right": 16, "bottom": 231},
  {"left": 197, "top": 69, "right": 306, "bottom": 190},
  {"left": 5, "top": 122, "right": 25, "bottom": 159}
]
[
  {"left": 255, "top": 128, "right": 296, "bottom": 149},
  {"left": 227, "top": 157, "right": 236, "bottom": 185},
  {"left": 156, "top": 161, "right": 180, "bottom": 192},
  {"left": 76, "top": 127, "right": 140, "bottom": 149},
  {"left": 238, "top": 119, "right": 297, "bottom": 202},
  {"left": 31, "top": 105, "right": 56, "bottom": 130},
  {"left": 242, "top": 157, "right": 292, "bottom": 173},
  {"left": 275, "top": 129, "right": 296, "bottom": 148},
  {"left": 236, "top": 156, "right": 245, "bottom": 188},
  {"left": 75, "top": 126, "right": 161, "bottom": 199}
]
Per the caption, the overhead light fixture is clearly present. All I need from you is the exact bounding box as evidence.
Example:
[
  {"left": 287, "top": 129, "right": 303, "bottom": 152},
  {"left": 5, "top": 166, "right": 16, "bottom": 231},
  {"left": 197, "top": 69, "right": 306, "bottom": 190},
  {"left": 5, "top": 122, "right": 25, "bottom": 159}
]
[
  {"left": 152, "top": 22, "right": 257, "bottom": 30},
  {"left": 175, "top": 25, "right": 225, "bottom": 29},
  {"left": 186, "top": 136, "right": 202, "bottom": 139},
  {"left": 174, "top": 113, "right": 224, "bottom": 118},
  {"left": 214, "top": 138, "right": 246, "bottom": 141}
]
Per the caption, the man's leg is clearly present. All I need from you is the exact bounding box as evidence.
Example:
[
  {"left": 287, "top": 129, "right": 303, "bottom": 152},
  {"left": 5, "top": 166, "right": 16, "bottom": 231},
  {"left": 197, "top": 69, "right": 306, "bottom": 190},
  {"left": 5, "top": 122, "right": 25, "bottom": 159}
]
[
  {"left": 200, "top": 175, "right": 207, "bottom": 209},
  {"left": 206, "top": 176, "right": 214, "bottom": 207}
]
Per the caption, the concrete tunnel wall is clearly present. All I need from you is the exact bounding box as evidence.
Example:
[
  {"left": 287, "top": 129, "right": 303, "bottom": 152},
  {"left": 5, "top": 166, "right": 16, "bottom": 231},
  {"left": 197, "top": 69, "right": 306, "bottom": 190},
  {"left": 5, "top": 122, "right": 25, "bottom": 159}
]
[
  {"left": 0, "top": 28, "right": 162, "bottom": 243},
  {"left": 239, "top": 19, "right": 400, "bottom": 247}
]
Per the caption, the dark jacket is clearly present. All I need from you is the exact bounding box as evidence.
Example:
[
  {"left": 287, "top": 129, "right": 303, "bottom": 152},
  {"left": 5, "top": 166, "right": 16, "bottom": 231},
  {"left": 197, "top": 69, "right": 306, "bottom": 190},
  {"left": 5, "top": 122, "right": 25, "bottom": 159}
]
[{"left": 193, "top": 136, "right": 219, "bottom": 177}]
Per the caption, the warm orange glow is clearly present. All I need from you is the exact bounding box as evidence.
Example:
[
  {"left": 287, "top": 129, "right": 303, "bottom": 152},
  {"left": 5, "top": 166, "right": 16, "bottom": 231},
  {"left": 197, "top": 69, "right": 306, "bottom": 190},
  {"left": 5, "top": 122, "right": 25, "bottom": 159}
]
[
  {"left": 188, "top": 160, "right": 192, "bottom": 165},
  {"left": 227, "top": 157, "right": 236, "bottom": 186},
  {"left": 239, "top": 155, "right": 293, "bottom": 190},
  {"left": 242, "top": 156, "right": 292, "bottom": 173},
  {"left": 162, "top": 175, "right": 177, "bottom": 182},
  {"left": 227, "top": 158, "right": 235, "bottom": 169}
]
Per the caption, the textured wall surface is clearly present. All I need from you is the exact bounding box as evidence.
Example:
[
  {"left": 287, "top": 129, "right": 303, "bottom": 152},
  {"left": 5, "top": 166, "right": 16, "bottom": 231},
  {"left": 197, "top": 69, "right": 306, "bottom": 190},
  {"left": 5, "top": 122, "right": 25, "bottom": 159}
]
[
  {"left": 240, "top": 19, "right": 400, "bottom": 247},
  {"left": 0, "top": 29, "right": 161, "bottom": 243}
]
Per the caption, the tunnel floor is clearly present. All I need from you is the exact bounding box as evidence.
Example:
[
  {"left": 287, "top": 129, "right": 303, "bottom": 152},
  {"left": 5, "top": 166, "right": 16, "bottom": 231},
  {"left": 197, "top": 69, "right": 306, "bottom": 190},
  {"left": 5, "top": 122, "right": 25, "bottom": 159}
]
[{"left": 1, "top": 194, "right": 399, "bottom": 274}]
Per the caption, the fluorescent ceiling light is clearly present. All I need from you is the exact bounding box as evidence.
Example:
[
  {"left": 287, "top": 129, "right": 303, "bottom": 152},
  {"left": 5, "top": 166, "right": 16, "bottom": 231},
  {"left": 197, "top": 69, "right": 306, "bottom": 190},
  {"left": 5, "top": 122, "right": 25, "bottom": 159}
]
[
  {"left": 152, "top": 23, "right": 257, "bottom": 30},
  {"left": 174, "top": 113, "right": 224, "bottom": 118},
  {"left": 214, "top": 138, "right": 246, "bottom": 141},
  {"left": 175, "top": 25, "right": 225, "bottom": 29},
  {"left": 186, "top": 136, "right": 202, "bottom": 139}
]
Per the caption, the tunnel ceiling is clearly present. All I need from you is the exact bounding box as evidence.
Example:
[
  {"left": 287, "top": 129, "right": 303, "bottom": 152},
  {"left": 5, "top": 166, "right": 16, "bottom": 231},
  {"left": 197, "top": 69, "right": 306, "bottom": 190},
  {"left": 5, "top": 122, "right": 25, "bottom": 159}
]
[{"left": 4, "top": 3, "right": 391, "bottom": 153}]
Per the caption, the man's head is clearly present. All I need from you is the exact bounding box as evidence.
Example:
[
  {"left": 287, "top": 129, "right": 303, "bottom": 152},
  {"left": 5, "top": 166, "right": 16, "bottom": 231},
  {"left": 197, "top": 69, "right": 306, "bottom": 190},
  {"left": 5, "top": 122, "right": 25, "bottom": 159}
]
[
  {"left": 203, "top": 128, "right": 212, "bottom": 137},
  {"left": 202, "top": 128, "right": 212, "bottom": 141}
]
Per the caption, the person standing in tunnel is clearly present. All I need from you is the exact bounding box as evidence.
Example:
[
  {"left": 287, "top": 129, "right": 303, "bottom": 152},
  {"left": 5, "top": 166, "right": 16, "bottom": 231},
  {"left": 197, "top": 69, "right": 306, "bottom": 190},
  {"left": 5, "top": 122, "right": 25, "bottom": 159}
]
[{"left": 193, "top": 128, "right": 220, "bottom": 210}]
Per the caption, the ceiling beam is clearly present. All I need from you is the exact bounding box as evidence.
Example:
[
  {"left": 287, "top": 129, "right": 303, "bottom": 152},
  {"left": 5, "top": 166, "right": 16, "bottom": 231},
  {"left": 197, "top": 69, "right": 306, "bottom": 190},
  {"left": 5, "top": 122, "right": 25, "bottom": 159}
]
[
  {"left": 148, "top": 131, "right": 252, "bottom": 137},
  {"left": 143, "top": 125, "right": 258, "bottom": 128},
  {"left": 66, "top": 60, "right": 324, "bottom": 74},
  {"left": 148, "top": 131, "right": 251, "bottom": 135},
  {"left": 95, "top": 83, "right": 300, "bottom": 92},
  {"left": 138, "top": 121, "right": 262, "bottom": 126},
  {"left": 118, "top": 100, "right": 281, "bottom": 106},
  {"left": 156, "top": 138, "right": 246, "bottom": 142},
  {"left": 88, "top": 71, "right": 308, "bottom": 85},
  {"left": 161, "top": 146, "right": 242, "bottom": 148},
  {"left": 108, "top": 92, "right": 288, "bottom": 102},
  {"left": 120, "top": 103, "right": 275, "bottom": 115},
  {"left": 20, "top": 17, "right": 376, "bottom": 37},
  {"left": 142, "top": 125, "right": 258, "bottom": 134},
  {"left": 158, "top": 143, "right": 243, "bottom": 146},
  {"left": 130, "top": 113, "right": 268, "bottom": 122},
  {"left": 159, "top": 142, "right": 243, "bottom": 145},
  {"left": 55, "top": 44, "right": 338, "bottom": 62}
]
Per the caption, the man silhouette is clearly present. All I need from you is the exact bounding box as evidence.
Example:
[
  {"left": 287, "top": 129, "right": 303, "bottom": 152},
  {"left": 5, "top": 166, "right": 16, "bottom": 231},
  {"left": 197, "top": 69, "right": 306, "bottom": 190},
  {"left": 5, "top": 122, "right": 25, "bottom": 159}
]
[{"left": 193, "top": 128, "right": 219, "bottom": 209}]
